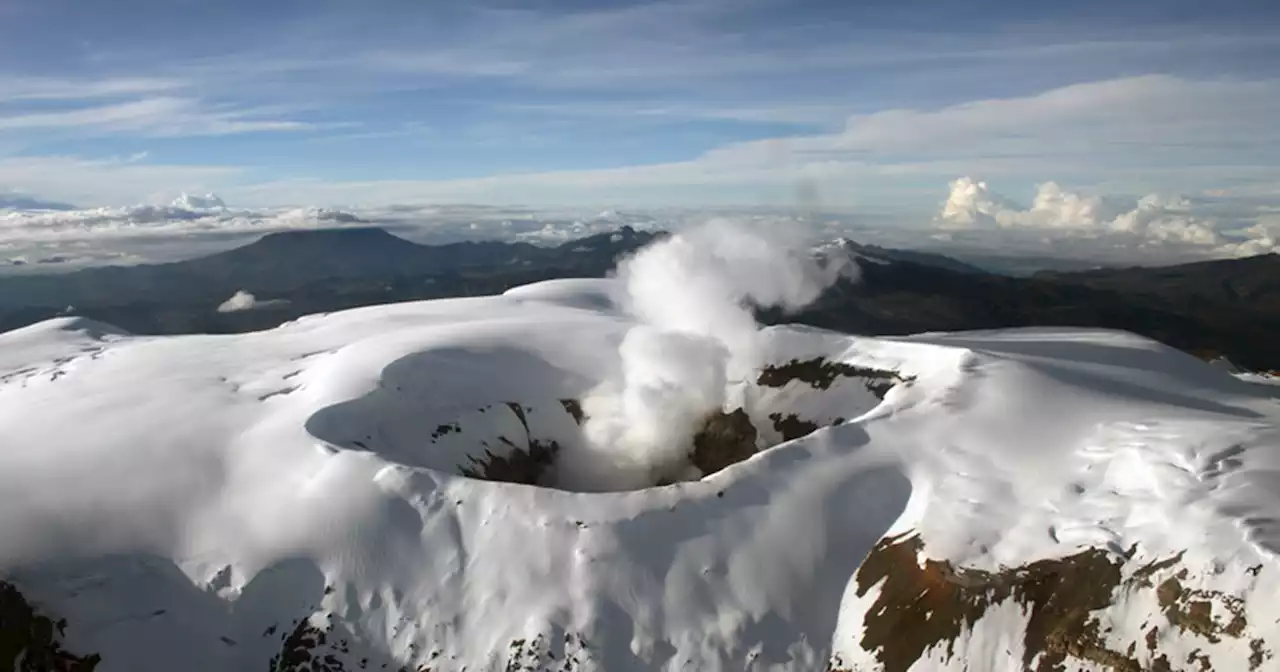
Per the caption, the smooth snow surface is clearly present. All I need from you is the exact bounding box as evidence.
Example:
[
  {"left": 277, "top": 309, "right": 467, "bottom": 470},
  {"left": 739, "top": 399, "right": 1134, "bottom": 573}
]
[{"left": 1, "top": 282, "right": 1279, "bottom": 670}]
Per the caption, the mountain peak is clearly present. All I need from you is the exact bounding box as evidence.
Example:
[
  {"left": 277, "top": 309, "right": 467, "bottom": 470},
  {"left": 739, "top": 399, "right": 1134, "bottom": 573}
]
[
  {"left": 199, "top": 227, "right": 428, "bottom": 271},
  {"left": 255, "top": 226, "right": 401, "bottom": 245}
]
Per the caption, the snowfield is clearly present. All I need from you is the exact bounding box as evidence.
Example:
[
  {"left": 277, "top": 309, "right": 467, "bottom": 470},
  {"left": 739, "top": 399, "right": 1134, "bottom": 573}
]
[{"left": 2, "top": 230, "right": 1280, "bottom": 671}]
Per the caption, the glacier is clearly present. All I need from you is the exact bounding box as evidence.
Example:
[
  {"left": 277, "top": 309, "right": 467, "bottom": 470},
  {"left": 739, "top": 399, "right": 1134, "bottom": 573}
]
[{"left": 0, "top": 275, "right": 1278, "bottom": 669}]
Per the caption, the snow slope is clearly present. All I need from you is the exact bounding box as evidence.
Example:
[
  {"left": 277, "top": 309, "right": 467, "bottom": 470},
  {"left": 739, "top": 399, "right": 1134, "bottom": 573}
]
[{"left": 1, "top": 279, "right": 1279, "bottom": 669}]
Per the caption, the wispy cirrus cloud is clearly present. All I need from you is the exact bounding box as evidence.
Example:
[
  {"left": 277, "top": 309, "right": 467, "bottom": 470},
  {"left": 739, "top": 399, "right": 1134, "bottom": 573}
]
[
  {"left": 1, "top": 0, "right": 1278, "bottom": 216},
  {"left": 63, "top": 0, "right": 1277, "bottom": 125},
  {"left": 334, "top": 0, "right": 1280, "bottom": 97},
  {"left": 0, "top": 97, "right": 315, "bottom": 136},
  {"left": 709, "top": 76, "right": 1280, "bottom": 163},
  {"left": 221, "top": 75, "right": 1280, "bottom": 209},
  {"left": 502, "top": 101, "right": 850, "bottom": 127},
  {"left": 0, "top": 96, "right": 325, "bottom": 137},
  {"left": 0, "top": 76, "right": 184, "bottom": 102},
  {"left": 3, "top": 74, "right": 1277, "bottom": 211}
]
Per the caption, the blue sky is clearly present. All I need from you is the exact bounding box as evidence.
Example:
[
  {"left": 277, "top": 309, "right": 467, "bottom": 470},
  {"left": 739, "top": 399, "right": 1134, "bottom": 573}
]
[{"left": 1, "top": 0, "right": 1278, "bottom": 211}]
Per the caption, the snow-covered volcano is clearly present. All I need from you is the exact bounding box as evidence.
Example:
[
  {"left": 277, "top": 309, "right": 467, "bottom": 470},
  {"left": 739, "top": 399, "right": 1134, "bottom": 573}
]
[{"left": 2, "top": 228, "right": 1279, "bottom": 671}]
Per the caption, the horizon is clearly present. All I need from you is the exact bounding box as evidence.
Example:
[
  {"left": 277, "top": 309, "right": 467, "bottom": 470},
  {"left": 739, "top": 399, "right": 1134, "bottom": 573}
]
[{"left": 2, "top": 215, "right": 1274, "bottom": 282}]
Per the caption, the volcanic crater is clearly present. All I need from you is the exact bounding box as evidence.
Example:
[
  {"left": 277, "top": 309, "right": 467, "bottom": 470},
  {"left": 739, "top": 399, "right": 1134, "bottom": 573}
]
[{"left": 307, "top": 346, "right": 913, "bottom": 492}]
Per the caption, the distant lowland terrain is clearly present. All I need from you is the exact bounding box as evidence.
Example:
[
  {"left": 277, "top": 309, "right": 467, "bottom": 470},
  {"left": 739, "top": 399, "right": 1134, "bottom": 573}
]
[{"left": 2, "top": 226, "right": 1277, "bottom": 371}]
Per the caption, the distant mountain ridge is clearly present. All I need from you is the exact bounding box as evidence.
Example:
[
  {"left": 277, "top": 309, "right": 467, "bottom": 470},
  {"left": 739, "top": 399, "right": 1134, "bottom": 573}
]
[
  {"left": 821, "top": 237, "right": 987, "bottom": 274},
  {"left": 2, "top": 226, "right": 1278, "bottom": 370},
  {"left": 783, "top": 251, "right": 1280, "bottom": 370},
  {"left": 1035, "top": 253, "right": 1280, "bottom": 313},
  {"left": 0, "top": 225, "right": 660, "bottom": 309}
]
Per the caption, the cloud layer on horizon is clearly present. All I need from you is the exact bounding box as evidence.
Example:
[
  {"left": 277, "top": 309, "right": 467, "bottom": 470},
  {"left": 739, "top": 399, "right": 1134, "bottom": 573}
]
[
  {"left": 3, "top": 178, "right": 1276, "bottom": 275},
  {"left": 934, "top": 177, "right": 1279, "bottom": 261},
  {"left": 0, "top": 194, "right": 681, "bottom": 271}
]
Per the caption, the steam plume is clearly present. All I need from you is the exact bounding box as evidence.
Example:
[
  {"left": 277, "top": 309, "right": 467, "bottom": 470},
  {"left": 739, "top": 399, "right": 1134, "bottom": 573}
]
[{"left": 558, "top": 219, "right": 854, "bottom": 490}]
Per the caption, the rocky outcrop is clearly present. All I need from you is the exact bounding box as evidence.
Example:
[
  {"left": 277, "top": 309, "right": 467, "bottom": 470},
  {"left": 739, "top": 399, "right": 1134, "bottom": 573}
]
[
  {"left": 268, "top": 616, "right": 592, "bottom": 672},
  {"left": 0, "top": 580, "right": 100, "bottom": 671},
  {"left": 690, "top": 408, "right": 759, "bottom": 476},
  {"left": 454, "top": 403, "right": 563, "bottom": 486},
  {"left": 757, "top": 357, "right": 913, "bottom": 398},
  {"left": 833, "top": 533, "right": 1274, "bottom": 672},
  {"left": 458, "top": 438, "right": 561, "bottom": 486},
  {"left": 440, "top": 358, "right": 901, "bottom": 488}
]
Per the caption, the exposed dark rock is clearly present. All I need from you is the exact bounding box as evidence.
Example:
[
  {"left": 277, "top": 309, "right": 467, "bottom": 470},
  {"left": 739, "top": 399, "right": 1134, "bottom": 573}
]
[
  {"left": 458, "top": 439, "right": 561, "bottom": 486},
  {"left": 430, "top": 423, "right": 460, "bottom": 440},
  {"left": 0, "top": 580, "right": 100, "bottom": 671},
  {"left": 849, "top": 533, "right": 1273, "bottom": 672},
  {"left": 757, "top": 357, "right": 864, "bottom": 390},
  {"left": 768, "top": 413, "right": 820, "bottom": 442},
  {"left": 269, "top": 618, "right": 344, "bottom": 672},
  {"left": 450, "top": 402, "right": 562, "bottom": 486},
  {"left": 863, "top": 378, "right": 897, "bottom": 400},
  {"left": 690, "top": 408, "right": 758, "bottom": 477},
  {"left": 505, "top": 403, "right": 529, "bottom": 434},
  {"left": 856, "top": 533, "right": 1137, "bottom": 672},
  {"left": 1251, "top": 638, "right": 1272, "bottom": 670},
  {"left": 1157, "top": 570, "right": 1249, "bottom": 643},
  {"left": 756, "top": 357, "right": 912, "bottom": 398},
  {"left": 558, "top": 399, "right": 584, "bottom": 426},
  {"left": 266, "top": 626, "right": 593, "bottom": 672},
  {"left": 497, "top": 631, "right": 591, "bottom": 672}
]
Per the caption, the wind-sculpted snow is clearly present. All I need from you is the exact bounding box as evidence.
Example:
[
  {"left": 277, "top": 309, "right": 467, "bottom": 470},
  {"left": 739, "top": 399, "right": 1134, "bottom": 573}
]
[{"left": 1, "top": 282, "right": 1280, "bottom": 668}]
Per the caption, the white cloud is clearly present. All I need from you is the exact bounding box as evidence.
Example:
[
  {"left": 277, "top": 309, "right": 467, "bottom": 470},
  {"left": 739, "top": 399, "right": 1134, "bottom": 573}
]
[
  {"left": 0, "top": 198, "right": 682, "bottom": 271},
  {"left": 0, "top": 97, "right": 316, "bottom": 137},
  {"left": 707, "top": 76, "right": 1280, "bottom": 175},
  {"left": 217, "top": 290, "right": 287, "bottom": 313},
  {"left": 0, "top": 187, "right": 1272, "bottom": 278},
  {"left": 228, "top": 75, "right": 1280, "bottom": 208},
  {"left": 837, "top": 76, "right": 1275, "bottom": 151},
  {"left": 6, "top": 249, "right": 145, "bottom": 270},
  {"left": 933, "top": 177, "right": 1278, "bottom": 256},
  {"left": 502, "top": 100, "right": 849, "bottom": 126},
  {"left": 935, "top": 178, "right": 1011, "bottom": 230},
  {"left": 170, "top": 193, "right": 226, "bottom": 210},
  {"left": 218, "top": 290, "right": 258, "bottom": 312},
  {"left": 1007, "top": 183, "right": 1115, "bottom": 231},
  {"left": 937, "top": 178, "right": 1140, "bottom": 234},
  {"left": 0, "top": 76, "right": 184, "bottom": 102},
  {"left": 1111, "top": 195, "right": 1221, "bottom": 246},
  {"left": 0, "top": 155, "right": 241, "bottom": 207},
  {"left": 1218, "top": 235, "right": 1279, "bottom": 257},
  {"left": 338, "top": 1, "right": 1280, "bottom": 97},
  {"left": 2, "top": 75, "right": 1277, "bottom": 210},
  {"left": 0, "top": 202, "right": 370, "bottom": 244},
  {"left": 1217, "top": 216, "right": 1280, "bottom": 257}
]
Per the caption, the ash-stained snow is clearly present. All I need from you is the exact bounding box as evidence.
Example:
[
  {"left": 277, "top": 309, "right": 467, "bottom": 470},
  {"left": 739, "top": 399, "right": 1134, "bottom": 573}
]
[{"left": 1, "top": 232, "right": 1279, "bottom": 670}]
